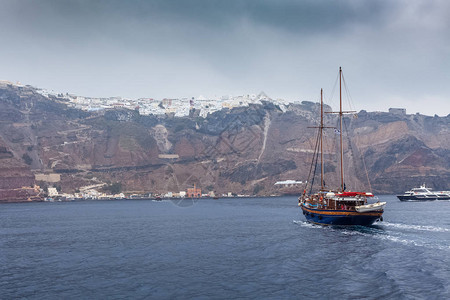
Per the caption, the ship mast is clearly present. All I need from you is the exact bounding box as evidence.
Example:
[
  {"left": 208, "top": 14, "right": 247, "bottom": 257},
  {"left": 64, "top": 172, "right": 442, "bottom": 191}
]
[
  {"left": 307, "top": 89, "right": 332, "bottom": 194},
  {"left": 320, "top": 89, "right": 324, "bottom": 191},
  {"left": 339, "top": 67, "right": 344, "bottom": 192},
  {"left": 317, "top": 89, "right": 334, "bottom": 191},
  {"left": 325, "top": 67, "right": 355, "bottom": 192}
]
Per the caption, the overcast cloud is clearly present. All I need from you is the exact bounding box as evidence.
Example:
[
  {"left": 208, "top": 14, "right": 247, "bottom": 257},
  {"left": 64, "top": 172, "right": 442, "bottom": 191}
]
[{"left": 0, "top": 0, "right": 449, "bottom": 115}]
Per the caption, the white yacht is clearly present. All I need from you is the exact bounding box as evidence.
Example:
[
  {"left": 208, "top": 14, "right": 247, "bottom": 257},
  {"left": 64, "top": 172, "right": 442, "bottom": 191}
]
[{"left": 397, "top": 184, "right": 450, "bottom": 201}]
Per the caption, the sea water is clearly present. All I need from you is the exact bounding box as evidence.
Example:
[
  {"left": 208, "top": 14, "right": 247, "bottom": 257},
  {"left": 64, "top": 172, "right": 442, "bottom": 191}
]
[{"left": 1, "top": 196, "right": 449, "bottom": 299}]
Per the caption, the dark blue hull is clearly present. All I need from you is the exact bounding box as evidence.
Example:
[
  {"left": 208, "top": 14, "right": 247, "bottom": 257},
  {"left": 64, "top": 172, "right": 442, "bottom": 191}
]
[
  {"left": 397, "top": 195, "right": 450, "bottom": 201},
  {"left": 301, "top": 205, "right": 383, "bottom": 226}
]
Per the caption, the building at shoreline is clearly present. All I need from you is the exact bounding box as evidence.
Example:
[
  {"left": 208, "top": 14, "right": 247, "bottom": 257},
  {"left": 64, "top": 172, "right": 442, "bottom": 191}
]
[{"left": 186, "top": 184, "right": 201, "bottom": 198}]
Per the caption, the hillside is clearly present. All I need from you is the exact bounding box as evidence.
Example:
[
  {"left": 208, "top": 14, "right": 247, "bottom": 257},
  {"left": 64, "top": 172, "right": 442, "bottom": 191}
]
[{"left": 0, "top": 83, "right": 449, "bottom": 201}]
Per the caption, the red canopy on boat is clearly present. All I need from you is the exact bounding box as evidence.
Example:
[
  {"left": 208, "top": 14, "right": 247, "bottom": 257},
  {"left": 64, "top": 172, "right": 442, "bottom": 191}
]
[{"left": 336, "top": 192, "right": 374, "bottom": 197}]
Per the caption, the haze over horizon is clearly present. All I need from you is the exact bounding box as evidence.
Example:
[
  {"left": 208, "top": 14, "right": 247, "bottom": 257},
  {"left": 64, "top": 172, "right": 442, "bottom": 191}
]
[{"left": 1, "top": 0, "right": 449, "bottom": 116}]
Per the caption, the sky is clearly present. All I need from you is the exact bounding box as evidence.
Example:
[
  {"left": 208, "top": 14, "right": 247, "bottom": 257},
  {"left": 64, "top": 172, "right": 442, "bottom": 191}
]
[{"left": 1, "top": 0, "right": 449, "bottom": 116}]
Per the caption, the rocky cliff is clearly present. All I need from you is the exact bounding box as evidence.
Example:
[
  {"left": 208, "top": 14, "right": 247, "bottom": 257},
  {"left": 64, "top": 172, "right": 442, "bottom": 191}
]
[{"left": 0, "top": 83, "right": 448, "bottom": 201}]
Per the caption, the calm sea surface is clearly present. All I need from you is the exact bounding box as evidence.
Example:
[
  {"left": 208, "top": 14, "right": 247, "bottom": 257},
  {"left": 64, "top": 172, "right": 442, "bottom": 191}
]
[{"left": 1, "top": 196, "right": 449, "bottom": 299}]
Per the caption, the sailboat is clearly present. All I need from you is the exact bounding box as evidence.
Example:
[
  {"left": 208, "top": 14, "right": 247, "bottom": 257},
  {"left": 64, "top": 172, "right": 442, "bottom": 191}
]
[{"left": 298, "top": 67, "right": 386, "bottom": 226}]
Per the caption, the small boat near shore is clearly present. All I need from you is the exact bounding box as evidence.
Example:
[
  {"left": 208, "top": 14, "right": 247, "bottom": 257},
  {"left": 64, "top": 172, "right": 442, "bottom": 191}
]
[{"left": 397, "top": 184, "right": 450, "bottom": 201}]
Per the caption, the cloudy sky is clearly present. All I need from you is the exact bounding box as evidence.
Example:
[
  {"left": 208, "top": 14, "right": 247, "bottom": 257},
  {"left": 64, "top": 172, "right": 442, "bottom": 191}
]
[{"left": 1, "top": 0, "right": 449, "bottom": 116}]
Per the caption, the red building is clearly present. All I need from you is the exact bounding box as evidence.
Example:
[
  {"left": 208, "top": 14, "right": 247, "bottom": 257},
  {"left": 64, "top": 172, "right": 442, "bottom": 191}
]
[{"left": 186, "top": 184, "right": 201, "bottom": 198}]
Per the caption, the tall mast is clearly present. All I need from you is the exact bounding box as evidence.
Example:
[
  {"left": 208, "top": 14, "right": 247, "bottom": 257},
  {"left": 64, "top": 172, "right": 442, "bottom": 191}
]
[
  {"left": 308, "top": 88, "right": 333, "bottom": 193},
  {"left": 324, "top": 67, "right": 355, "bottom": 192},
  {"left": 320, "top": 88, "right": 324, "bottom": 191},
  {"left": 339, "top": 67, "right": 344, "bottom": 192}
]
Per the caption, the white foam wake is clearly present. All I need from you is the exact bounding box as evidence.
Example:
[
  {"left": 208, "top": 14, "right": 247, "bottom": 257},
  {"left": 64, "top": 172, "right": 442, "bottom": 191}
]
[
  {"left": 293, "top": 220, "right": 323, "bottom": 229},
  {"left": 382, "top": 222, "right": 450, "bottom": 233},
  {"left": 340, "top": 227, "right": 450, "bottom": 251}
]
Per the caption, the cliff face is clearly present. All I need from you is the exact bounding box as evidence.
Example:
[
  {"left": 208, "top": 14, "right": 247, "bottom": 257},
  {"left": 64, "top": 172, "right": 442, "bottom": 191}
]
[
  {"left": 353, "top": 112, "right": 450, "bottom": 193},
  {"left": 0, "top": 143, "right": 37, "bottom": 202},
  {"left": 0, "top": 84, "right": 448, "bottom": 201}
]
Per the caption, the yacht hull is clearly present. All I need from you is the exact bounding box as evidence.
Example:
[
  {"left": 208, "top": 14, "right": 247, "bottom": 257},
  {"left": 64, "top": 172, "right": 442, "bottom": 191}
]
[
  {"left": 300, "top": 205, "right": 383, "bottom": 226},
  {"left": 397, "top": 195, "right": 450, "bottom": 201}
]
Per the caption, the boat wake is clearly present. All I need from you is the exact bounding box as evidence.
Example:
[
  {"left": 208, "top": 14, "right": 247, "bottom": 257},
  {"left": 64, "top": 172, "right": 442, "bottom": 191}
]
[
  {"left": 381, "top": 222, "right": 450, "bottom": 233},
  {"left": 292, "top": 220, "right": 325, "bottom": 229},
  {"left": 339, "top": 225, "right": 385, "bottom": 235},
  {"left": 293, "top": 220, "right": 313, "bottom": 227},
  {"left": 375, "top": 234, "right": 449, "bottom": 251},
  {"left": 340, "top": 226, "right": 450, "bottom": 250},
  {"left": 294, "top": 220, "right": 450, "bottom": 251}
]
